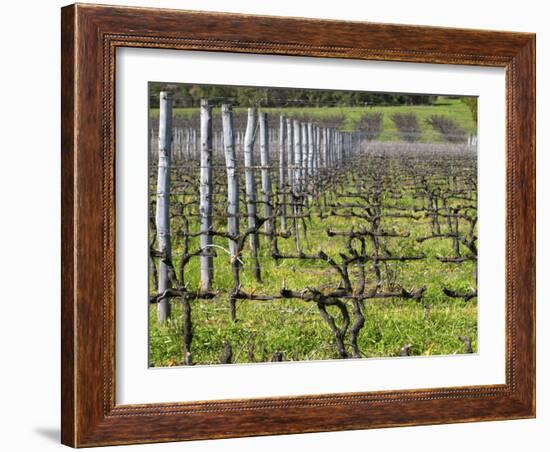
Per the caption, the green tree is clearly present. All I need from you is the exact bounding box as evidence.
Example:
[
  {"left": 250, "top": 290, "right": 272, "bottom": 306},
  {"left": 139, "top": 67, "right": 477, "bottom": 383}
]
[{"left": 460, "top": 97, "right": 478, "bottom": 125}]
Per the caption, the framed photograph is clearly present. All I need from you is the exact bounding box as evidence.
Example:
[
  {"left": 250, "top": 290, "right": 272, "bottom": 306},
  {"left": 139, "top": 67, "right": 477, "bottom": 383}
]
[{"left": 61, "top": 3, "right": 535, "bottom": 447}]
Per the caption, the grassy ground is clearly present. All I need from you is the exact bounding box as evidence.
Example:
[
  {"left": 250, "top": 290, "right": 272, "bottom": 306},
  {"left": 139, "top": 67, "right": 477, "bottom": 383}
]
[
  {"left": 149, "top": 97, "right": 476, "bottom": 143},
  {"left": 149, "top": 171, "right": 478, "bottom": 366}
]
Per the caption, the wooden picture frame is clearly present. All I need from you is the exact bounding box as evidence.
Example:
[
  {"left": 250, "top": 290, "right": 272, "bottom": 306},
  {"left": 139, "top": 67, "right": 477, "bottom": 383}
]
[{"left": 61, "top": 3, "right": 535, "bottom": 447}]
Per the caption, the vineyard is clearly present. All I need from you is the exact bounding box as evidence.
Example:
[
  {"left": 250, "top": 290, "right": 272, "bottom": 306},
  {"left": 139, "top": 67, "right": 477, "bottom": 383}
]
[{"left": 149, "top": 90, "right": 478, "bottom": 367}]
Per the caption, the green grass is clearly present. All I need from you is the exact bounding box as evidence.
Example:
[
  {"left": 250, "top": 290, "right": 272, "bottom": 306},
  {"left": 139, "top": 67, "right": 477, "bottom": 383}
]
[
  {"left": 149, "top": 184, "right": 478, "bottom": 367},
  {"left": 149, "top": 97, "right": 476, "bottom": 143},
  {"left": 150, "top": 298, "right": 476, "bottom": 366}
]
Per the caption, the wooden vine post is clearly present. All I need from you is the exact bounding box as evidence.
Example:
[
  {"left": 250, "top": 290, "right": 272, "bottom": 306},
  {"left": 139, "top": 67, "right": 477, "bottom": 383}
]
[
  {"left": 155, "top": 91, "right": 173, "bottom": 323},
  {"left": 259, "top": 112, "right": 274, "bottom": 240},
  {"left": 293, "top": 119, "right": 302, "bottom": 192},
  {"left": 278, "top": 115, "right": 287, "bottom": 231},
  {"left": 221, "top": 104, "right": 240, "bottom": 288},
  {"left": 307, "top": 122, "right": 314, "bottom": 177},
  {"left": 286, "top": 117, "right": 294, "bottom": 190},
  {"left": 199, "top": 99, "right": 214, "bottom": 291},
  {"left": 301, "top": 122, "right": 309, "bottom": 186},
  {"left": 244, "top": 107, "right": 261, "bottom": 282},
  {"left": 292, "top": 119, "right": 302, "bottom": 251}
]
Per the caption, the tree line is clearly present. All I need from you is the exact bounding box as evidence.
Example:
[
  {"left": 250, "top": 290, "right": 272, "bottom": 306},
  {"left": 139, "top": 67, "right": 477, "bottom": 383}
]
[{"left": 149, "top": 83, "right": 439, "bottom": 108}]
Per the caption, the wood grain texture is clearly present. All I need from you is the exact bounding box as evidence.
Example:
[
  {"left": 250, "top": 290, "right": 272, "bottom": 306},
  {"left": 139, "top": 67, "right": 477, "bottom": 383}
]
[
  {"left": 61, "top": 3, "right": 536, "bottom": 447},
  {"left": 60, "top": 5, "right": 76, "bottom": 447}
]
